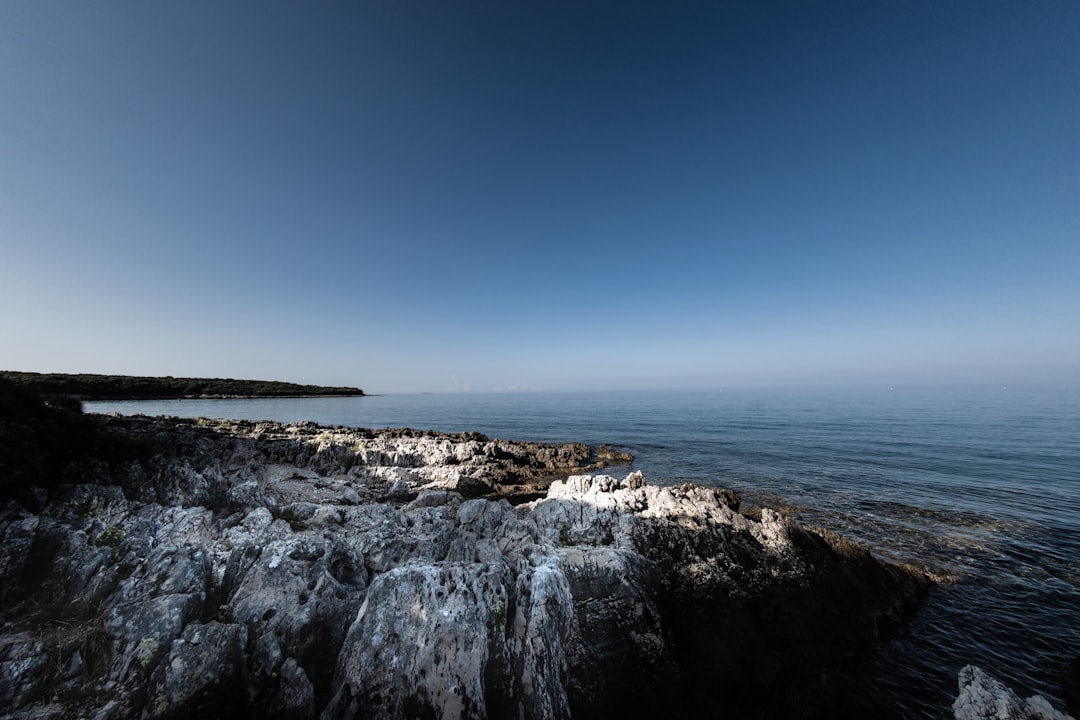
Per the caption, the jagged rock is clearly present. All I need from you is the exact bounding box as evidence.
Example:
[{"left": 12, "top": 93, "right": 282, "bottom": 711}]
[
  {"left": 0, "top": 633, "right": 51, "bottom": 710},
  {"left": 103, "top": 544, "right": 212, "bottom": 685},
  {"left": 0, "top": 503, "right": 40, "bottom": 608},
  {"left": 309, "top": 440, "right": 356, "bottom": 476},
  {"left": 143, "top": 622, "right": 248, "bottom": 718},
  {"left": 0, "top": 416, "right": 928, "bottom": 719},
  {"left": 529, "top": 475, "right": 928, "bottom": 718},
  {"left": 953, "top": 665, "right": 1075, "bottom": 720},
  {"left": 273, "top": 657, "right": 316, "bottom": 718},
  {"left": 326, "top": 563, "right": 510, "bottom": 718},
  {"left": 596, "top": 444, "right": 635, "bottom": 464},
  {"left": 221, "top": 536, "right": 365, "bottom": 705}
]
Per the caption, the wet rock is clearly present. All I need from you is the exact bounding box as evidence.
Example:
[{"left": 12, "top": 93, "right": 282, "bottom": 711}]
[{"left": 596, "top": 444, "right": 635, "bottom": 464}]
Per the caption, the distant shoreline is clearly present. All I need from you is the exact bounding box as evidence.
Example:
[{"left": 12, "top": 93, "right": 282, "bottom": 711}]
[{"left": 0, "top": 371, "right": 364, "bottom": 401}]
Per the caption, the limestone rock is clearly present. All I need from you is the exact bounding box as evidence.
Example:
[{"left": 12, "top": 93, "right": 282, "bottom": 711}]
[
  {"left": 529, "top": 474, "right": 928, "bottom": 718},
  {"left": 103, "top": 544, "right": 212, "bottom": 685},
  {"left": 0, "top": 633, "right": 51, "bottom": 710},
  {"left": 221, "top": 536, "right": 365, "bottom": 703},
  {"left": 954, "top": 665, "right": 1075, "bottom": 720},
  {"left": 0, "top": 415, "right": 928, "bottom": 720},
  {"left": 143, "top": 622, "right": 248, "bottom": 718},
  {"left": 326, "top": 563, "right": 510, "bottom": 719}
]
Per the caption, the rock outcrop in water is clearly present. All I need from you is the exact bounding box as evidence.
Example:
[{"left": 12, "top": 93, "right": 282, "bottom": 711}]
[
  {"left": 0, "top": 415, "right": 927, "bottom": 719},
  {"left": 953, "top": 665, "right": 1075, "bottom": 720}
]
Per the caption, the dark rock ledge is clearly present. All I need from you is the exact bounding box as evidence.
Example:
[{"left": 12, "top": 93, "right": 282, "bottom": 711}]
[{"left": 0, "top": 415, "right": 928, "bottom": 719}]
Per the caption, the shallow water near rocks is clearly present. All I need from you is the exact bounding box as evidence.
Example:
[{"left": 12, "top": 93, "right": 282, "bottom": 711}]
[{"left": 89, "top": 384, "right": 1080, "bottom": 718}]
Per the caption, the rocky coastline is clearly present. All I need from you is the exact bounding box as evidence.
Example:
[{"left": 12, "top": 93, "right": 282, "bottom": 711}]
[{"left": 1, "top": 414, "right": 938, "bottom": 718}]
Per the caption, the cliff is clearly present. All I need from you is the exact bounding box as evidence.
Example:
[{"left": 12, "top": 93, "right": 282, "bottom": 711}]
[{"left": 0, "top": 415, "right": 927, "bottom": 719}]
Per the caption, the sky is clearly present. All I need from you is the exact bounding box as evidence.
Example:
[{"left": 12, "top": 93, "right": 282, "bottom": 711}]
[{"left": 1, "top": 1, "right": 1077, "bottom": 393}]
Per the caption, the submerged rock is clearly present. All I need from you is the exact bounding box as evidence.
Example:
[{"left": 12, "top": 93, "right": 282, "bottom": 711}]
[{"left": 0, "top": 416, "right": 928, "bottom": 719}]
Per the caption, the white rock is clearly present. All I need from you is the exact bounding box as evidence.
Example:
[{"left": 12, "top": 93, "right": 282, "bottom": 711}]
[{"left": 954, "top": 665, "right": 1075, "bottom": 720}]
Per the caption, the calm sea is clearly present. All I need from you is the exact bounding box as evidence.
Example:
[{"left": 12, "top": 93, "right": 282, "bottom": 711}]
[{"left": 87, "top": 385, "right": 1080, "bottom": 718}]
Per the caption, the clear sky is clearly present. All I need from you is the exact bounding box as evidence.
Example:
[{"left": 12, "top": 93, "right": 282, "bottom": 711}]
[{"left": 2, "top": 1, "right": 1077, "bottom": 393}]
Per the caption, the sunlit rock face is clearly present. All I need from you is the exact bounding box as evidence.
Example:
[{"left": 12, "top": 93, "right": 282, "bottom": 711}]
[{"left": 0, "top": 417, "right": 927, "bottom": 719}]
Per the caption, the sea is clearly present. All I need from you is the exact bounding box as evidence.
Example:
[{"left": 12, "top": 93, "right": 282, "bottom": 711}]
[{"left": 86, "top": 384, "right": 1080, "bottom": 718}]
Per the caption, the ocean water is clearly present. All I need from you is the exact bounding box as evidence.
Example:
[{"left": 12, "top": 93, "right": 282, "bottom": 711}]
[{"left": 87, "top": 384, "right": 1080, "bottom": 718}]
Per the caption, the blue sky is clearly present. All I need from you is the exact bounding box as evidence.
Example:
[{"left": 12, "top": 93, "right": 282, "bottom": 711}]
[{"left": 1, "top": 1, "right": 1077, "bottom": 393}]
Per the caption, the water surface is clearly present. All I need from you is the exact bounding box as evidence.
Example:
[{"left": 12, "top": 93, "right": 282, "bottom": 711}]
[{"left": 88, "top": 384, "right": 1080, "bottom": 717}]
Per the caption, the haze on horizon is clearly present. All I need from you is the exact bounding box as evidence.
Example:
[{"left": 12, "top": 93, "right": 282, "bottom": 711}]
[{"left": 2, "top": 2, "right": 1077, "bottom": 394}]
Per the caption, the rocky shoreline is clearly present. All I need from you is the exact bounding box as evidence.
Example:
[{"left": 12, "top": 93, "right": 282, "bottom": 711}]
[{"left": 0, "top": 414, "right": 947, "bottom": 718}]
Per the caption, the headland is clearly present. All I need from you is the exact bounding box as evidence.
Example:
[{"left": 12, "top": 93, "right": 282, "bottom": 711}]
[{"left": 0, "top": 371, "right": 364, "bottom": 400}]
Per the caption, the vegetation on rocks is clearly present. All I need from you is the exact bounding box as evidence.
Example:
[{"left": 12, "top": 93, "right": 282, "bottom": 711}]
[{"left": 0, "top": 371, "right": 364, "bottom": 400}]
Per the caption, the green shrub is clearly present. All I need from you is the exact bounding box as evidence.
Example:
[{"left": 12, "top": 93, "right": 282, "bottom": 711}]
[{"left": 96, "top": 525, "right": 124, "bottom": 547}]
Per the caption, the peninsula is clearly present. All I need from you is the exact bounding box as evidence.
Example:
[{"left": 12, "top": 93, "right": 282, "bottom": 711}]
[{"left": 0, "top": 371, "right": 364, "bottom": 400}]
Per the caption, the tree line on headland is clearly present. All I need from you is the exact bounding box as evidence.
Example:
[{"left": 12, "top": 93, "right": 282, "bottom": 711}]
[{"left": 0, "top": 371, "right": 364, "bottom": 400}]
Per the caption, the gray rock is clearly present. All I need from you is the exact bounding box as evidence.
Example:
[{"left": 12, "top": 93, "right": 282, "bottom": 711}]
[
  {"left": 325, "top": 563, "right": 511, "bottom": 719},
  {"left": 954, "top": 665, "right": 1075, "bottom": 720},
  {"left": 143, "top": 622, "right": 248, "bottom": 718},
  {"left": 0, "top": 503, "right": 40, "bottom": 606},
  {"left": 222, "top": 536, "right": 365, "bottom": 703},
  {"left": 226, "top": 479, "right": 265, "bottom": 510},
  {"left": 0, "top": 633, "right": 51, "bottom": 710},
  {"left": 103, "top": 543, "right": 211, "bottom": 685},
  {"left": 309, "top": 440, "right": 357, "bottom": 476},
  {"left": 336, "top": 486, "right": 363, "bottom": 505},
  {"left": 274, "top": 657, "right": 316, "bottom": 718},
  {"left": 0, "top": 415, "right": 930, "bottom": 720}
]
